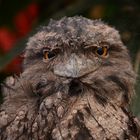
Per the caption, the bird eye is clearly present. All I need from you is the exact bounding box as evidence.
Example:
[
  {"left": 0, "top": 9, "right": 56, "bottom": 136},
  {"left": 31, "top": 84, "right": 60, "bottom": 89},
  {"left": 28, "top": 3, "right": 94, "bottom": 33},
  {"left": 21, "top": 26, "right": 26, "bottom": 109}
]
[
  {"left": 95, "top": 46, "right": 108, "bottom": 57},
  {"left": 43, "top": 50, "right": 56, "bottom": 60}
]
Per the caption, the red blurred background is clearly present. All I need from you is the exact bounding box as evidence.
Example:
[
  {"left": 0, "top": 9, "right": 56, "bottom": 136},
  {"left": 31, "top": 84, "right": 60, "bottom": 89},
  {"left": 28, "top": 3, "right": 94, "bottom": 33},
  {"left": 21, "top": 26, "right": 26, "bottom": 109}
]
[{"left": 0, "top": 2, "right": 39, "bottom": 74}]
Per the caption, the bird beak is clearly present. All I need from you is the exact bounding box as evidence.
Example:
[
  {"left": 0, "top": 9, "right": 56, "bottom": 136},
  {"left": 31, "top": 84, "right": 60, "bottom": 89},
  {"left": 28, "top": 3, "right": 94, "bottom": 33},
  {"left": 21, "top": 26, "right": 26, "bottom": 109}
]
[{"left": 54, "top": 53, "right": 101, "bottom": 78}]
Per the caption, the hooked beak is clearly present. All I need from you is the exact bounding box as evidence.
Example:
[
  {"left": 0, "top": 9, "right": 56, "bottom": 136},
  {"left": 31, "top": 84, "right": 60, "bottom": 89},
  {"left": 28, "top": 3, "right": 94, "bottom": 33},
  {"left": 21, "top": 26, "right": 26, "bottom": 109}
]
[{"left": 54, "top": 53, "right": 101, "bottom": 78}]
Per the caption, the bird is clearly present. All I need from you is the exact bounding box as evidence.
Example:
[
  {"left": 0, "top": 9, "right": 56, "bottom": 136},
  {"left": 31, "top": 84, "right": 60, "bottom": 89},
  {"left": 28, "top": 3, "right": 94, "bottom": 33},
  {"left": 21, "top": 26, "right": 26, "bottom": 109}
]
[{"left": 0, "top": 16, "right": 140, "bottom": 140}]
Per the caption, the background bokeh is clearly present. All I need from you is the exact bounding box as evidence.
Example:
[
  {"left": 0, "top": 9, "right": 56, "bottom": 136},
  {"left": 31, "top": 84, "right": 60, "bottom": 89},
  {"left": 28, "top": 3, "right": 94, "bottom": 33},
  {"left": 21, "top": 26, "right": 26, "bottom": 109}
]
[{"left": 0, "top": 0, "right": 140, "bottom": 117}]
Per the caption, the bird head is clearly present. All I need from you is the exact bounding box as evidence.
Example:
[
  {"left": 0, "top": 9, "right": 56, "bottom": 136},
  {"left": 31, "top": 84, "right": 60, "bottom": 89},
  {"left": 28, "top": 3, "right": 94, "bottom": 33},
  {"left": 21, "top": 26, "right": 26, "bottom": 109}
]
[{"left": 23, "top": 16, "right": 135, "bottom": 107}]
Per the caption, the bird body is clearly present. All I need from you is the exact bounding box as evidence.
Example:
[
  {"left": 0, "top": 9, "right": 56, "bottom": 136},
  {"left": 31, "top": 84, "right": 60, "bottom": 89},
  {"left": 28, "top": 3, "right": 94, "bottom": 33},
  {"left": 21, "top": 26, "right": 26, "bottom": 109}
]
[{"left": 0, "top": 16, "right": 140, "bottom": 140}]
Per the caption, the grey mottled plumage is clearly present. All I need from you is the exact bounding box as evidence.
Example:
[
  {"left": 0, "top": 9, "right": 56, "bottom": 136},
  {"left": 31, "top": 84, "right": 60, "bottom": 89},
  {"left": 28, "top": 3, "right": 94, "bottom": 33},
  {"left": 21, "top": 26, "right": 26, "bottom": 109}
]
[{"left": 0, "top": 16, "right": 140, "bottom": 140}]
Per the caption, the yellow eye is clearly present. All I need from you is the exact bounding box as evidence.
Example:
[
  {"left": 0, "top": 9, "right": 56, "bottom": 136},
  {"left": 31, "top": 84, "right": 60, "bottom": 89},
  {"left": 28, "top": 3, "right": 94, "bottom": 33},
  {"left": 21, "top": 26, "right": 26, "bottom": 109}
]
[
  {"left": 43, "top": 51, "right": 56, "bottom": 60},
  {"left": 95, "top": 46, "right": 108, "bottom": 57}
]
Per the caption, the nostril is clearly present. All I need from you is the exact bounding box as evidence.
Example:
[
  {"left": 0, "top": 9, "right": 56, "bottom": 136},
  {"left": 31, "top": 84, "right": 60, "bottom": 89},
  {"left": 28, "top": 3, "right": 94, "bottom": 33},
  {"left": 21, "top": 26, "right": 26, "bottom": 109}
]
[{"left": 68, "top": 79, "right": 83, "bottom": 96}]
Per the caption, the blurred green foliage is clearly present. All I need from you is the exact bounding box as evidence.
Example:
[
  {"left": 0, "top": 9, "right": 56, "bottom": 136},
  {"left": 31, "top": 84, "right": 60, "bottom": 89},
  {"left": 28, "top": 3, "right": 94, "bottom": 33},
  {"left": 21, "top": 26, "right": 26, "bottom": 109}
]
[{"left": 0, "top": 0, "right": 140, "bottom": 116}]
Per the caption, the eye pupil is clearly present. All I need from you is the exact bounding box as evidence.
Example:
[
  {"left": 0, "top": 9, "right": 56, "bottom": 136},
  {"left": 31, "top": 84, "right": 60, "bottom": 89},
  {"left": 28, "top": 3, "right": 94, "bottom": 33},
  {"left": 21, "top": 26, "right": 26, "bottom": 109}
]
[
  {"left": 96, "top": 47, "right": 108, "bottom": 56},
  {"left": 43, "top": 50, "right": 56, "bottom": 60},
  {"left": 97, "top": 47, "right": 104, "bottom": 55},
  {"left": 48, "top": 51, "right": 56, "bottom": 59}
]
